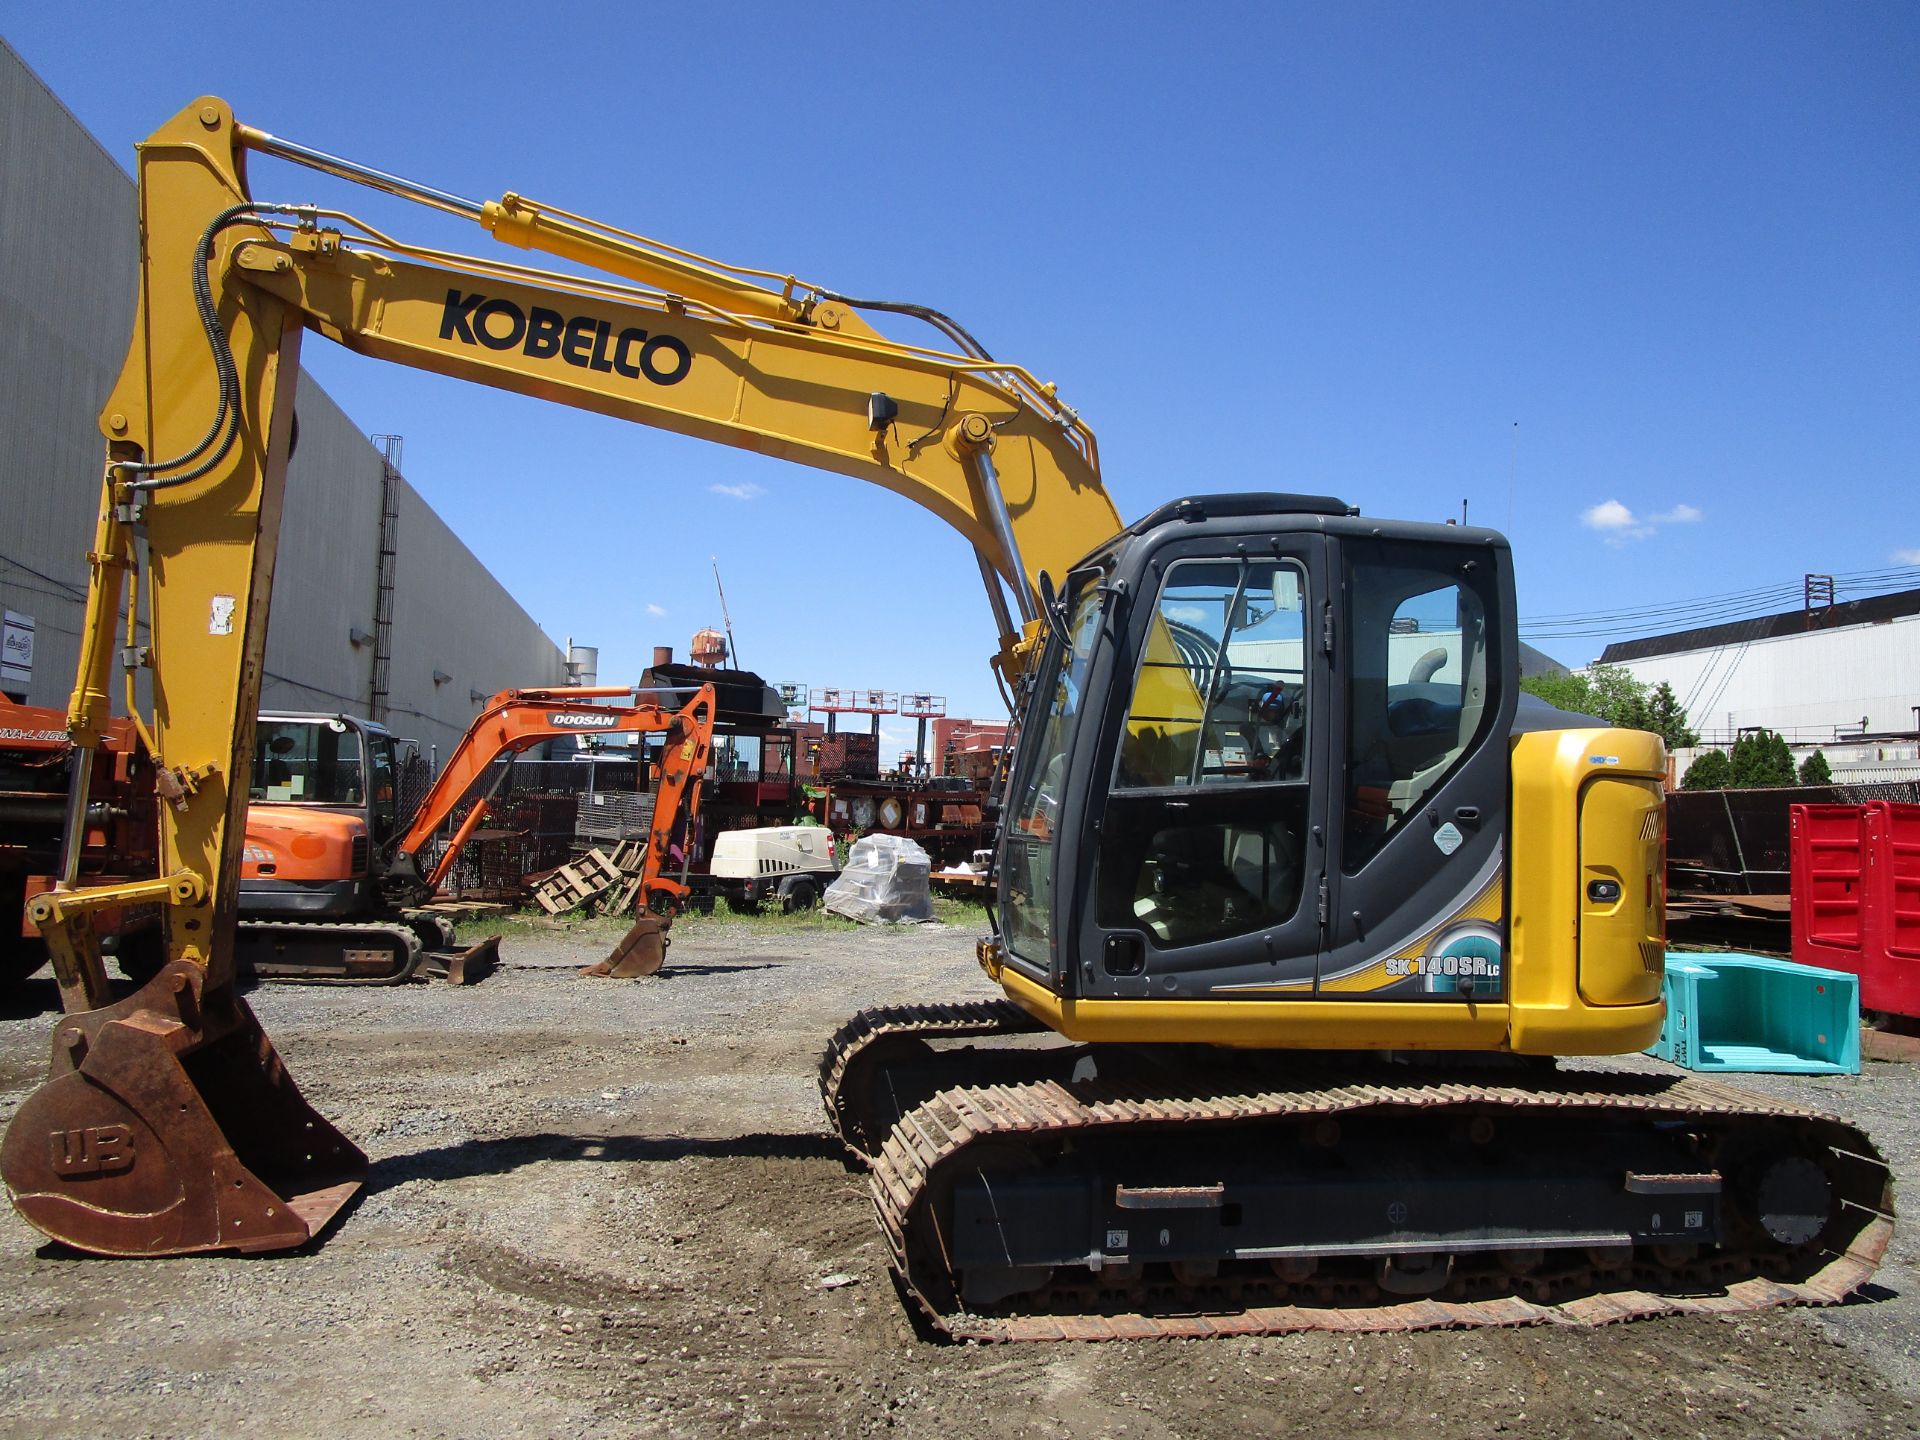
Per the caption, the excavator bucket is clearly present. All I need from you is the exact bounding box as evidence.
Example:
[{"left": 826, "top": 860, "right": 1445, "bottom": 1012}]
[
  {"left": 420, "top": 933, "right": 501, "bottom": 986},
  {"left": 581, "top": 915, "right": 670, "bottom": 979},
  {"left": 0, "top": 962, "right": 365, "bottom": 1256}
]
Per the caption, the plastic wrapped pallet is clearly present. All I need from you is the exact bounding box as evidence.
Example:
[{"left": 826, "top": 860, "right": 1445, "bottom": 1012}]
[{"left": 823, "top": 834, "right": 936, "bottom": 924}]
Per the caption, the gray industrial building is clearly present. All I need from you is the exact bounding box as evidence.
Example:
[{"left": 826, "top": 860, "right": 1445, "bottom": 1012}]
[
  {"left": 1597, "top": 587, "right": 1920, "bottom": 785},
  {"left": 0, "top": 41, "right": 567, "bottom": 758}
]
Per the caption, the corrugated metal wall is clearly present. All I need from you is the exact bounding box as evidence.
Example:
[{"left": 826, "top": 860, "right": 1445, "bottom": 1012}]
[
  {"left": 0, "top": 43, "right": 566, "bottom": 757},
  {"left": 0, "top": 45, "right": 135, "bottom": 715}
]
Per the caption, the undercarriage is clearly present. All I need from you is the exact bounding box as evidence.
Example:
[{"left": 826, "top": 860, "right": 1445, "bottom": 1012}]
[
  {"left": 113, "top": 914, "right": 499, "bottom": 987},
  {"left": 820, "top": 1002, "right": 1894, "bottom": 1341}
]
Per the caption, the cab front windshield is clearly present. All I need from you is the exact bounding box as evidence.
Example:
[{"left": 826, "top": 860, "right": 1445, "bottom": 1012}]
[
  {"left": 1001, "top": 576, "right": 1105, "bottom": 966},
  {"left": 251, "top": 720, "right": 368, "bottom": 806}
]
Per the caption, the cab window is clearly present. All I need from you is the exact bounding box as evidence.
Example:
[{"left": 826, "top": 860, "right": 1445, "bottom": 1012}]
[
  {"left": 1000, "top": 576, "right": 1106, "bottom": 965},
  {"left": 1343, "top": 545, "right": 1493, "bottom": 872},
  {"left": 251, "top": 720, "right": 364, "bottom": 805},
  {"left": 1100, "top": 558, "right": 1311, "bottom": 948},
  {"left": 1113, "top": 559, "right": 1309, "bottom": 790}
]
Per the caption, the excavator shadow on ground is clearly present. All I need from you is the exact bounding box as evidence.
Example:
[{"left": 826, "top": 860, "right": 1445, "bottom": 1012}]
[{"left": 363, "top": 1130, "right": 846, "bottom": 1193}]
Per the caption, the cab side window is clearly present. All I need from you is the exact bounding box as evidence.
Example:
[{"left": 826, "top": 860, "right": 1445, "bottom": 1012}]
[
  {"left": 1343, "top": 546, "right": 1492, "bottom": 872},
  {"left": 1114, "top": 560, "right": 1309, "bottom": 791}
]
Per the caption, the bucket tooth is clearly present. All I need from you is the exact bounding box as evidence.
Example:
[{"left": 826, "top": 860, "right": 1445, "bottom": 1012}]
[{"left": 0, "top": 962, "right": 365, "bottom": 1256}]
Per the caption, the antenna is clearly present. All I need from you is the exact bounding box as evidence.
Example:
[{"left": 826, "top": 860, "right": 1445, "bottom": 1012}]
[
  {"left": 712, "top": 557, "right": 741, "bottom": 673},
  {"left": 1507, "top": 421, "right": 1518, "bottom": 531}
]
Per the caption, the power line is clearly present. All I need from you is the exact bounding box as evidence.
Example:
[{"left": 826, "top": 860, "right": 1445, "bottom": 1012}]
[
  {"left": 1524, "top": 564, "right": 1917, "bottom": 627},
  {"left": 0, "top": 550, "right": 91, "bottom": 603},
  {"left": 1522, "top": 564, "right": 1920, "bottom": 642}
]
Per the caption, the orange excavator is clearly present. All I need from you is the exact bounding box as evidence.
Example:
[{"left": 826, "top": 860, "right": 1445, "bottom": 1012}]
[{"left": 231, "top": 682, "right": 716, "bottom": 983}]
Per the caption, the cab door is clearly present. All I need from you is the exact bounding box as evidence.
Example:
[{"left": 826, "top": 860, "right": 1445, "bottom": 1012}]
[
  {"left": 1319, "top": 533, "right": 1516, "bottom": 1000},
  {"left": 1074, "top": 539, "right": 1333, "bottom": 1000}
]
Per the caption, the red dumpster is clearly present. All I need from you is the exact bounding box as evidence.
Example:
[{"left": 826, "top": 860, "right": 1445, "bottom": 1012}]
[{"left": 1792, "top": 801, "right": 1920, "bottom": 1021}]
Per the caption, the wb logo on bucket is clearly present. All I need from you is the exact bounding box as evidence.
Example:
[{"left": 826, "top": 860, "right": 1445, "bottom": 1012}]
[{"left": 49, "top": 1124, "right": 134, "bottom": 1176}]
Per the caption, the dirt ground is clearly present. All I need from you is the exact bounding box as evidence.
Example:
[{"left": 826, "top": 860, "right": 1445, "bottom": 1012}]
[{"left": 1, "top": 910, "right": 1916, "bottom": 1440}]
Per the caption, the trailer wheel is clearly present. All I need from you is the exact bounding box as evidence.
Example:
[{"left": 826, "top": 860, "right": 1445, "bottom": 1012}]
[{"left": 779, "top": 877, "right": 821, "bottom": 914}]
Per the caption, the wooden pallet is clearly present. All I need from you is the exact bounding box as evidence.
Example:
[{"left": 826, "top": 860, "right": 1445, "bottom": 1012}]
[
  {"left": 532, "top": 849, "right": 623, "bottom": 914},
  {"left": 531, "top": 842, "right": 652, "bottom": 915},
  {"left": 601, "top": 873, "right": 647, "bottom": 918}
]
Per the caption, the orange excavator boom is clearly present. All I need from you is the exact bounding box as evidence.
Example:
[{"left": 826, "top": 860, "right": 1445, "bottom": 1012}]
[{"left": 391, "top": 682, "right": 716, "bottom": 914}]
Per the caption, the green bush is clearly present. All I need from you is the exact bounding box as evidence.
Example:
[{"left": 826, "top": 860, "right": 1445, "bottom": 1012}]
[{"left": 1680, "top": 750, "right": 1732, "bottom": 790}]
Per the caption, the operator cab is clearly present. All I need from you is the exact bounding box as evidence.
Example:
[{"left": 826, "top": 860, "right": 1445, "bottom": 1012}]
[
  {"left": 998, "top": 494, "right": 1515, "bottom": 1010},
  {"left": 242, "top": 714, "right": 419, "bottom": 916},
  {"left": 251, "top": 714, "right": 409, "bottom": 847}
]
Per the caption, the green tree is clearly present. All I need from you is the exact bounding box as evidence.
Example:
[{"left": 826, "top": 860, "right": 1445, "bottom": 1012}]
[
  {"left": 1586, "top": 664, "right": 1654, "bottom": 731},
  {"left": 1680, "top": 749, "right": 1733, "bottom": 790},
  {"left": 1643, "top": 682, "right": 1699, "bottom": 749},
  {"left": 1519, "top": 670, "right": 1599, "bottom": 717},
  {"left": 1728, "top": 728, "right": 1797, "bottom": 788},
  {"left": 1798, "top": 749, "right": 1833, "bottom": 785},
  {"left": 1520, "top": 664, "right": 1698, "bottom": 748}
]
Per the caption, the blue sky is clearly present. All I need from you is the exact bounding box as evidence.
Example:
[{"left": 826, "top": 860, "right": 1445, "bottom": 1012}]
[{"left": 7, "top": 4, "right": 1915, "bottom": 740}]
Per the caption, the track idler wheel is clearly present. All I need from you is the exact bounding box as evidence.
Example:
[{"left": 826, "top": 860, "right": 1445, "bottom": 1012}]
[{"left": 0, "top": 962, "right": 365, "bottom": 1256}]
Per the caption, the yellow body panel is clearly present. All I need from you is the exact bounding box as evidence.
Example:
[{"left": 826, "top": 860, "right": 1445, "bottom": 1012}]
[
  {"left": 1507, "top": 726, "right": 1668, "bottom": 1053},
  {"left": 996, "top": 963, "right": 1515, "bottom": 1049}
]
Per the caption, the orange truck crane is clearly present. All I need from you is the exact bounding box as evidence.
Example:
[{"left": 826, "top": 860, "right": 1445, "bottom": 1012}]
[
  {"left": 0, "top": 100, "right": 1890, "bottom": 1339},
  {"left": 229, "top": 682, "right": 716, "bottom": 983}
]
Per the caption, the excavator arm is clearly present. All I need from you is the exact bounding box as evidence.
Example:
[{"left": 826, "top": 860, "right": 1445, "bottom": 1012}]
[
  {"left": 48, "top": 93, "right": 1125, "bottom": 1007},
  {"left": 2, "top": 97, "right": 1122, "bottom": 1257},
  {"left": 391, "top": 683, "right": 716, "bottom": 913},
  {"left": 0, "top": 96, "right": 1126, "bottom": 1254}
]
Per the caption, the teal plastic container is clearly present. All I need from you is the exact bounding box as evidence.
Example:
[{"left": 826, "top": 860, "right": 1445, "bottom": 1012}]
[{"left": 1651, "top": 952, "right": 1860, "bottom": 1075}]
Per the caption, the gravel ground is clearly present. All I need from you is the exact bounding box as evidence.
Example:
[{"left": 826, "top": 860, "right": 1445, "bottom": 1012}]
[{"left": 0, "top": 912, "right": 1916, "bottom": 1440}]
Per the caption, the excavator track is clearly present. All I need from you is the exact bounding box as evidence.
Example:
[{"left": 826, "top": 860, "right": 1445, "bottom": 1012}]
[
  {"left": 231, "top": 916, "right": 499, "bottom": 985},
  {"left": 237, "top": 919, "right": 425, "bottom": 984},
  {"left": 398, "top": 909, "right": 501, "bottom": 985},
  {"left": 819, "top": 1000, "right": 1051, "bottom": 1159},
  {"left": 828, "top": 1008, "right": 1894, "bottom": 1342}
]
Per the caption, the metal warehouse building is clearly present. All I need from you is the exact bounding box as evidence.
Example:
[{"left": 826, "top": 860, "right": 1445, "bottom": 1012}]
[
  {"left": 1598, "top": 587, "right": 1920, "bottom": 784},
  {"left": 0, "top": 42, "right": 567, "bottom": 758}
]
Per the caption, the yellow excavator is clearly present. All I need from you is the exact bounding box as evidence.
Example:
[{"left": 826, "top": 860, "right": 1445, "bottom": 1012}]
[{"left": 1, "top": 99, "right": 1890, "bottom": 1338}]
